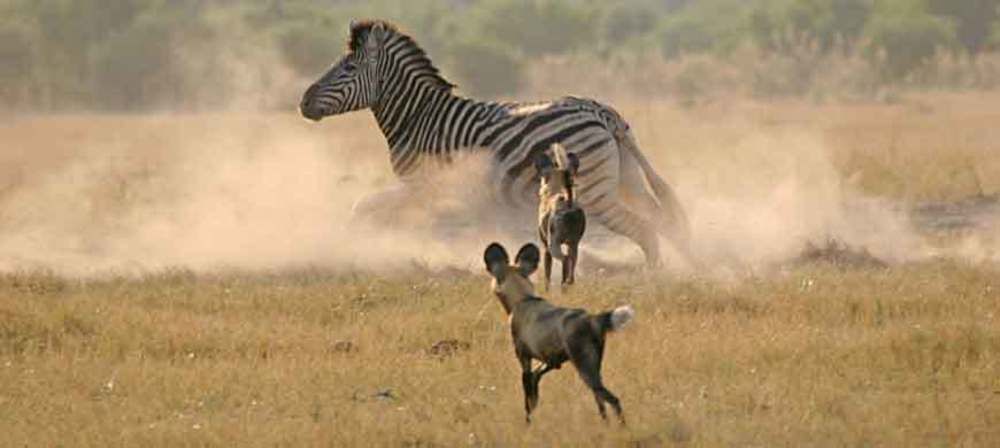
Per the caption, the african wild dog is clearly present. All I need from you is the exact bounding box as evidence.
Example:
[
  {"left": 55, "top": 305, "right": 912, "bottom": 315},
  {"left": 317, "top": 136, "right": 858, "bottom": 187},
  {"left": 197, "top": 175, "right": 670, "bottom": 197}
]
[
  {"left": 483, "top": 242, "right": 634, "bottom": 424},
  {"left": 535, "top": 143, "right": 586, "bottom": 291}
]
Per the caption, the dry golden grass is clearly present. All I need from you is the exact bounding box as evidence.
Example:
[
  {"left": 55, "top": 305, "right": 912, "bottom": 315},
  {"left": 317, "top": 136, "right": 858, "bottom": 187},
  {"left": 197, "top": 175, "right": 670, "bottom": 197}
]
[
  {"left": 2, "top": 91, "right": 1000, "bottom": 446},
  {"left": 619, "top": 91, "right": 1000, "bottom": 202},
  {"left": 1, "top": 262, "right": 999, "bottom": 446}
]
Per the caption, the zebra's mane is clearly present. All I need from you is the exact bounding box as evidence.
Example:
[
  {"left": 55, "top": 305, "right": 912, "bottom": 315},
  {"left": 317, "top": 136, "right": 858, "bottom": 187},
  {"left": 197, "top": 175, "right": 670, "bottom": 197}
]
[{"left": 348, "top": 19, "right": 456, "bottom": 91}]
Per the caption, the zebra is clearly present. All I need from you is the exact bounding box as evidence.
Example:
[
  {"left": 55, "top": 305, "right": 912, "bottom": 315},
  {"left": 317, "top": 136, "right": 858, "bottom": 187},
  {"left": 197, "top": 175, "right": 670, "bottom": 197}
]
[{"left": 299, "top": 19, "right": 692, "bottom": 267}]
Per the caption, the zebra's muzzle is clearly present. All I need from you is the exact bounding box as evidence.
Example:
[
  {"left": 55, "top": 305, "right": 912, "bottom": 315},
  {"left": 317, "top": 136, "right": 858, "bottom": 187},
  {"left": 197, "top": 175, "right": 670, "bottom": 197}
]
[
  {"left": 299, "top": 84, "right": 333, "bottom": 121},
  {"left": 300, "top": 103, "right": 326, "bottom": 122}
]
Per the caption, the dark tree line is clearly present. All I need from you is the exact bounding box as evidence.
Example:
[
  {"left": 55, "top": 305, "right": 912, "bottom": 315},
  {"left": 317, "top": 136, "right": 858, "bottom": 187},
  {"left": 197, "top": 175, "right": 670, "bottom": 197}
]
[{"left": 1, "top": 0, "right": 998, "bottom": 110}]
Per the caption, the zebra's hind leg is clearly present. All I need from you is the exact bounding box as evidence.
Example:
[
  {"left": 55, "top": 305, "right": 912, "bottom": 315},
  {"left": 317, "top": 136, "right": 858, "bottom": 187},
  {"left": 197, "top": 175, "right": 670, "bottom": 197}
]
[
  {"left": 591, "top": 202, "right": 661, "bottom": 267},
  {"left": 619, "top": 165, "right": 699, "bottom": 269}
]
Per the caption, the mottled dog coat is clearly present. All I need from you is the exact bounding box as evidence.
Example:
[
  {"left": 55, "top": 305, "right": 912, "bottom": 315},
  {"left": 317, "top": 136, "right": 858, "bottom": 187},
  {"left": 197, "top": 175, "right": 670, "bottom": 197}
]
[
  {"left": 484, "top": 242, "right": 634, "bottom": 424},
  {"left": 535, "top": 143, "right": 586, "bottom": 291}
]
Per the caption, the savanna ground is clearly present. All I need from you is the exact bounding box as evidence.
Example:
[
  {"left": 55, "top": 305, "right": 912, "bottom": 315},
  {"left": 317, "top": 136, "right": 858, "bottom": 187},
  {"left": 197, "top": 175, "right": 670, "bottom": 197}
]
[{"left": 2, "top": 91, "right": 1000, "bottom": 446}]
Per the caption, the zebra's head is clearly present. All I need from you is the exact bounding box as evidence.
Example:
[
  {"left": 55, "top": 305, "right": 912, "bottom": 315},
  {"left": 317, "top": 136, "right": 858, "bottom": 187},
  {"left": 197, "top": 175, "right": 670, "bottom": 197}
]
[{"left": 299, "top": 20, "right": 391, "bottom": 121}]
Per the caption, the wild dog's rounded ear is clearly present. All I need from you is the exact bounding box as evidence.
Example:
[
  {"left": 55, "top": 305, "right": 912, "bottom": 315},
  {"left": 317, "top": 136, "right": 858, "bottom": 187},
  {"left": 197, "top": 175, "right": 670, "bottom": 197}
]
[
  {"left": 484, "top": 242, "right": 509, "bottom": 278},
  {"left": 534, "top": 152, "right": 554, "bottom": 176},
  {"left": 515, "top": 243, "right": 540, "bottom": 277},
  {"left": 567, "top": 152, "right": 581, "bottom": 174}
]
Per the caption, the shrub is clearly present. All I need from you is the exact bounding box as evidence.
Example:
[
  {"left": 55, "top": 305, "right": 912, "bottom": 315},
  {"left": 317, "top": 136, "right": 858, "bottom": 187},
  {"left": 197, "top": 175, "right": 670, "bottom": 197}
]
[
  {"left": 658, "top": 14, "right": 716, "bottom": 60},
  {"left": 466, "top": 0, "right": 595, "bottom": 58},
  {"left": 0, "top": 21, "right": 35, "bottom": 105},
  {"left": 656, "top": 0, "right": 751, "bottom": 60},
  {"left": 445, "top": 38, "right": 524, "bottom": 98},
  {"left": 90, "top": 14, "right": 177, "bottom": 110},
  {"left": 275, "top": 23, "right": 344, "bottom": 77},
  {"left": 865, "top": 11, "right": 956, "bottom": 81}
]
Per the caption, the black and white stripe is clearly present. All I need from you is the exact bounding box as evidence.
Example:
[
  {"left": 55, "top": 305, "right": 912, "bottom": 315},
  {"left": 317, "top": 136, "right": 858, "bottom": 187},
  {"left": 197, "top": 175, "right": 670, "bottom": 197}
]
[{"left": 300, "top": 20, "right": 692, "bottom": 266}]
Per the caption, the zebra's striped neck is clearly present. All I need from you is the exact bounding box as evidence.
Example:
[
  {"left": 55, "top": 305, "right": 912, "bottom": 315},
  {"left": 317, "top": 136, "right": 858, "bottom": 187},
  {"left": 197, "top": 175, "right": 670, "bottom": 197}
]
[
  {"left": 371, "top": 83, "right": 444, "bottom": 148},
  {"left": 372, "top": 82, "right": 498, "bottom": 177},
  {"left": 365, "top": 30, "right": 506, "bottom": 178}
]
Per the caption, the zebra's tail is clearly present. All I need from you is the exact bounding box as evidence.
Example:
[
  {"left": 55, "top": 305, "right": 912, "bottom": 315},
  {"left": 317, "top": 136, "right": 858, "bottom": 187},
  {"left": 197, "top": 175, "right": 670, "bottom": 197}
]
[{"left": 606, "top": 113, "right": 697, "bottom": 266}]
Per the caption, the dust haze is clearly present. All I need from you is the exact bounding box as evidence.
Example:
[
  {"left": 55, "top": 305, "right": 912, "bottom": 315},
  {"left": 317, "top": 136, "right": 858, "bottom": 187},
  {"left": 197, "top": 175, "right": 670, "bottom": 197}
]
[{"left": 0, "top": 44, "right": 994, "bottom": 277}]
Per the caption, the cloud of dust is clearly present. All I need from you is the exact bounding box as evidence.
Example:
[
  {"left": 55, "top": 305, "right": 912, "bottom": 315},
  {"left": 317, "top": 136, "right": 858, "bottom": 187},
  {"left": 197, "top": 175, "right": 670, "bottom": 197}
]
[
  {"left": 0, "top": 117, "right": 511, "bottom": 275},
  {"left": 667, "top": 124, "right": 931, "bottom": 274},
  {"left": 0, "top": 23, "right": 509, "bottom": 276},
  {"left": 0, "top": 18, "right": 992, "bottom": 277},
  {"left": 0, "top": 110, "right": 986, "bottom": 277}
]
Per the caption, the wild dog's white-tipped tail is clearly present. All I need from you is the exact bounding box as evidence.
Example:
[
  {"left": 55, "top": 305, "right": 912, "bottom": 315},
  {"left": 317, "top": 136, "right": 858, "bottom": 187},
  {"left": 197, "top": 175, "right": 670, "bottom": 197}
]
[{"left": 609, "top": 305, "right": 635, "bottom": 331}]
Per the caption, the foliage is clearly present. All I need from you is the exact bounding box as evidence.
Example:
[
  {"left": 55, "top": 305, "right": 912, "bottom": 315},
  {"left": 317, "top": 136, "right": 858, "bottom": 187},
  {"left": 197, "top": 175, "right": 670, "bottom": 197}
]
[
  {"left": 464, "top": 0, "right": 597, "bottom": 58},
  {"left": 444, "top": 39, "right": 525, "bottom": 98},
  {"left": 0, "top": 0, "right": 998, "bottom": 110},
  {"left": 657, "top": 0, "right": 751, "bottom": 60},
  {"left": 750, "top": 0, "right": 872, "bottom": 55},
  {"left": 0, "top": 20, "right": 36, "bottom": 104},
  {"left": 928, "top": 0, "right": 999, "bottom": 57},
  {"left": 865, "top": 1, "right": 957, "bottom": 81}
]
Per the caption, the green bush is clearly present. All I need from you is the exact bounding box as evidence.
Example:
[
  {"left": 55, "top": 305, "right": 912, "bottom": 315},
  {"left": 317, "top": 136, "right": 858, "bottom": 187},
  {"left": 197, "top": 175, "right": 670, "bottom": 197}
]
[
  {"left": 275, "top": 23, "right": 344, "bottom": 77},
  {"left": 89, "top": 12, "right": 184, "bottom": 110},
  {"left": 602, "top": 2, "right": 660, "bottom": 45},
  {"left": 657, "top": 0, "right": 751, "bottom": 60},
  {"left": 991, "top": 21, "right": 1000, "bottom": 51},
  {"left": 0, "top": 21, "right": 35, "bottom": 103},
  {"left": 466, "top": 0, "right": 596, "bottom": 58},
  {"left": 445, "top": 38, "right": 524, "bottom": 98},
  {"left": 0, "top": 0, "right": 998, "bottom": 110},
  {"left": 658, "top": 14, "right": 716, "bottom": 60},
  {"left": 929, "top": 0, "right": 999, "bottom": 57},
  {"left": 865, "top": 10, "right": 956, "bottom": 81}
]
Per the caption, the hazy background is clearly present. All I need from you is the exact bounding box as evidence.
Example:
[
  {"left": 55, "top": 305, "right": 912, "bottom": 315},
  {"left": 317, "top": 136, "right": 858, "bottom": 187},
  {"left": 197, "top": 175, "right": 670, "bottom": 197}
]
[
  {"left": 3, "top": 0, "right": 1000, "bottom": 111},
  {"left": 1, "top": 0, "right": 998, "bottom": 275}
]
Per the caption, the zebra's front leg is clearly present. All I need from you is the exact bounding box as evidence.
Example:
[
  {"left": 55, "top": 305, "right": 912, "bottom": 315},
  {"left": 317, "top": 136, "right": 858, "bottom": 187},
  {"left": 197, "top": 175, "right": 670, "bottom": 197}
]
[{"left": 349, "top": 183, "right": 415, "bottom": 225}]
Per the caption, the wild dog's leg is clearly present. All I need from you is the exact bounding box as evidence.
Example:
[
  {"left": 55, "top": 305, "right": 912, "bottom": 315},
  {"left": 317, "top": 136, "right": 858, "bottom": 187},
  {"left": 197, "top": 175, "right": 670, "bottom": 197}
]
[
  {"left": 562, "top": 244, "right": 573, "bottom": 286},
  {"left": 520, "top": 361, "right": 561, "bottom": 421},
  {"left": 518, "top": 353, "right": 538, "bottom": 423},
  {"left": 564, "top": 242, "right": 581, "bottom": 285},
  {"left": 540, "top": 221, "right": 553, "bottom": 292},
  {"left": 543, "top": 249, "right": 553, "bottom": 293},
  {"left": 566, "top": 330, "right": 625, "bottom": 424},
  {"left": 532, "top": 362, "right": 559, "bottom": 383}
]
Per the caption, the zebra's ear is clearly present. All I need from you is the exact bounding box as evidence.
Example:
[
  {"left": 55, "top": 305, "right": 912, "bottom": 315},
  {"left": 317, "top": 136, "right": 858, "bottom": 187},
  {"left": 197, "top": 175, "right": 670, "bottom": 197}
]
[
  {"left": 365, "top": 21, "right": 387, "bottom": 55},
  {"left": 567, "top": 152, "right": 581, "bottom": 174},
  {"left": 534, "top": 152, "right": 554, "bottom": 177},
  {"left": 514, "top": 243, "right": 540, "bottom": 277},
  {"left": 484, "top": 242, "right": 510, "bottom": 279}
]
